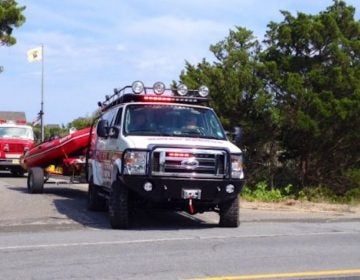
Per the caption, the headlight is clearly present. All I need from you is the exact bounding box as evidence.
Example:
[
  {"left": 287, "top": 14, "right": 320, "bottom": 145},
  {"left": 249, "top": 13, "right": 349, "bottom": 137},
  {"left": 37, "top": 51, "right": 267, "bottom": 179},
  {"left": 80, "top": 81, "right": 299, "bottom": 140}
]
[
  {"left": 123, "top": 151, "right": 148, "bottom": 175},
  {"left": 231, "top": 154, "right": 244, "bottom": 179}
]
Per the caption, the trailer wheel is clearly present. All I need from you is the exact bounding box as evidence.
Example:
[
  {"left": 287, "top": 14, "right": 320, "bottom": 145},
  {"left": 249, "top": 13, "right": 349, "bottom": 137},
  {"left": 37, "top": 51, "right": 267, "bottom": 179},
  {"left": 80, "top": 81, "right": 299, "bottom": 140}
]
[
  {"left": 219, "top": 195, "right": 240, "bottom": 227},
  {"left": 27, "top": 167, "right": 44, "bottom": 194},
  {"left": 87, "top": 177, "right": 106, "bottom": 211},
  {"left": 109, "top": 179, "right": 130, "bottom": 229}
]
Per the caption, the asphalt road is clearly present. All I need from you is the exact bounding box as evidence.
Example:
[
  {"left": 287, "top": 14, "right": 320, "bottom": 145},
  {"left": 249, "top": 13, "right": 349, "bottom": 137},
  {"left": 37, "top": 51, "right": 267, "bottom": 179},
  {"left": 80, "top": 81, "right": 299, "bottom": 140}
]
[{"left": 0, "top": 172, "right": 360, "bottom": 280}]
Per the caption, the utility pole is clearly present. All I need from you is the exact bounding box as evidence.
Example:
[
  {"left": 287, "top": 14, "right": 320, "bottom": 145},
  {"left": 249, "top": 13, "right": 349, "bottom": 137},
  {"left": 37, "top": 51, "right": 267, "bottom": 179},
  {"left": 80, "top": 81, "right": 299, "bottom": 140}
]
[{"left": 40, "top": 44, "right": 45, "bottom": 142}]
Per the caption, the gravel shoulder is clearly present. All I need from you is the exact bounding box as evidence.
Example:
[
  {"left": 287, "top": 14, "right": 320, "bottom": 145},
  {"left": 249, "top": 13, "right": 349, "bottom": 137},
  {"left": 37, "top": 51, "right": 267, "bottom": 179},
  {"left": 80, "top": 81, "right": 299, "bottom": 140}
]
[{"left": 240, "top": 199, "right": 360, "bottom": 222}]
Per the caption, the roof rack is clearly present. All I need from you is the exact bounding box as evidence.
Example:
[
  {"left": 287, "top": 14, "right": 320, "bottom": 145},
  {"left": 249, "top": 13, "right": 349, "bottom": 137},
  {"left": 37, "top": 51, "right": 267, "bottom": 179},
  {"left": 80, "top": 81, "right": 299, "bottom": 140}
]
[{"left": 97, "top": 81, "right": 210, "bottom": 112}]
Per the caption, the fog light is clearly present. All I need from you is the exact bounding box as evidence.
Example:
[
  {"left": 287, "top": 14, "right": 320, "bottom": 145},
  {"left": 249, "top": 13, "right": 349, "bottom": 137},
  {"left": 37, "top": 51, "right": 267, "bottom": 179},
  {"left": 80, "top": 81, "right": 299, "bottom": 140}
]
[
  {"left": 143, "top": 182, "right": 153, "bottom": 192},
  {"left": 153, "top": 81, "right": 165, "bottom": 95},
  {"left": 198, "top": 85, "right": 209, "bottom": 97},
  {"left": 177, "top": 84, "right": 188, "bottom": 96},
  {"left": 225, "top": 184, "right": 235, "bottom": 194},
  {"left": 132, "top": 80, "right": 144, "bottom": 94}
]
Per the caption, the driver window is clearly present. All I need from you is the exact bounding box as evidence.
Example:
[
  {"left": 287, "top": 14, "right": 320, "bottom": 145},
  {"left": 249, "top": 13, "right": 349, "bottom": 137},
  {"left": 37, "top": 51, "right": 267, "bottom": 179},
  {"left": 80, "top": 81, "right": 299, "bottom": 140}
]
[
  {"left": 102, "top": 109, "right": 117, "bottom": 126},
  {"left": 114, "top": 108, "right": 123, "bottom": 126}
]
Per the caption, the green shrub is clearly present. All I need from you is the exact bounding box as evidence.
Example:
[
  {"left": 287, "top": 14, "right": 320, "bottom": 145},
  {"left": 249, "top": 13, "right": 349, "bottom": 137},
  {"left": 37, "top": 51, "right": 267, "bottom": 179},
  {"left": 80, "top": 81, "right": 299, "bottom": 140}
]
[
  {"left": 241, "top": 181, "right": 283, "bottom": 202},
  {"left": 242, "top": 180, "right": 360, "bottom": 205},
  {"left": 344, "top": 188, "right": 360, "bottom": 204},
  {"left": 297, "top": 186, "right": 337, "bottom": 203},
  {"left": 344, "top": 168, "right": 360, "bottom": 189}
]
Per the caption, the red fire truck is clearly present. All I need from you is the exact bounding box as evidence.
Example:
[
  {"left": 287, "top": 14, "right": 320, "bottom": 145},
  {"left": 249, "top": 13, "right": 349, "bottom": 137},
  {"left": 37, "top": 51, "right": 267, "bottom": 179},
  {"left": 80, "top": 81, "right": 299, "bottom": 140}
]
[{"left": 0, "top": 111, "right": 35, "bottom": 176}]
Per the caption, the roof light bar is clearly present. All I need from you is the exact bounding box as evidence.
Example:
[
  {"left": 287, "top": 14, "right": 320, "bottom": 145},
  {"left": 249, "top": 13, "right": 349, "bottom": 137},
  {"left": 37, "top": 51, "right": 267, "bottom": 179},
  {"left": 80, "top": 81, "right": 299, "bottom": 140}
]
[
  {"left": 143, "top": 96, "right": 173, "bottom": 102},
  {"left": 99, "top": 81, "right": 210, "bottom": 111},
  {"left": 0, "top": 119, "right": 27, "bottom": 125},
  {"left": 142, "top": 95, "right": 200, "bottom": 103}
]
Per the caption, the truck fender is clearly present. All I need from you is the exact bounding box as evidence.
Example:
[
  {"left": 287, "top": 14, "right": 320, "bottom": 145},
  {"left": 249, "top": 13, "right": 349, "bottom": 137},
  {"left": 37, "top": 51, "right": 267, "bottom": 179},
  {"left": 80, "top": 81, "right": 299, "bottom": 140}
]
[
  {"left": 91, "top": 160, "right": 103, "bottom": 186},
  {"left": 111, "top": 158, "right": 122, "bottom": 184}
]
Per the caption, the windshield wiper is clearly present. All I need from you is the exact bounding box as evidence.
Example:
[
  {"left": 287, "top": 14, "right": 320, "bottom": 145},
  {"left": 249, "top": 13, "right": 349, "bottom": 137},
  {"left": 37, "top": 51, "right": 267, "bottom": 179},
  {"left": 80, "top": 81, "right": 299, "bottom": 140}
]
[{"left": 198, "top": 135, "right": 223, "bottom": 140}]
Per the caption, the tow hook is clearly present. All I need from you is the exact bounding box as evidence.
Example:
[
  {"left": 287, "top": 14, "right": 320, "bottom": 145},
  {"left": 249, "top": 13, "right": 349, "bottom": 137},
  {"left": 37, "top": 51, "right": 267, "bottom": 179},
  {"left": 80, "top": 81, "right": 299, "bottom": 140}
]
[{"left": 188, "top": 198, "right": 195, "bottom": 214}]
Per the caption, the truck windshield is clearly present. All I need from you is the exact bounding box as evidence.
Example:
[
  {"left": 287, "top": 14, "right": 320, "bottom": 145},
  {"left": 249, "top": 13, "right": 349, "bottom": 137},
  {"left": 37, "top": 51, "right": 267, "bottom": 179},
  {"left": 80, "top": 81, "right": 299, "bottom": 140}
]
[
  {"left": 0, "top": 127, "right": 34, "bottom": 140},
  {"left": 124, "top": 104, "right": 226, "bottom": 140}
]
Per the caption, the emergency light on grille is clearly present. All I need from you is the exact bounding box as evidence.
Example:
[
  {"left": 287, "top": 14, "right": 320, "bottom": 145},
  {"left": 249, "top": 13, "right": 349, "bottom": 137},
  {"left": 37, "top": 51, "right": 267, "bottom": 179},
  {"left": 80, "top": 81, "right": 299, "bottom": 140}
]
[
  {"left": 151, "top": 148, "right": 227, "bottom": 178},
  {"left": 167, "top": 152, "right": 192, "bottom": 158}
]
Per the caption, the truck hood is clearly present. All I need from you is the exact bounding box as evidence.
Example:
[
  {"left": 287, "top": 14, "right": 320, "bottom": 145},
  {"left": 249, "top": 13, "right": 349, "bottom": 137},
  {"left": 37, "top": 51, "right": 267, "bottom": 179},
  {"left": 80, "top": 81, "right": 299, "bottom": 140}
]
[{"left": 125, "top": 136, "right": 241, "bottom": 153}]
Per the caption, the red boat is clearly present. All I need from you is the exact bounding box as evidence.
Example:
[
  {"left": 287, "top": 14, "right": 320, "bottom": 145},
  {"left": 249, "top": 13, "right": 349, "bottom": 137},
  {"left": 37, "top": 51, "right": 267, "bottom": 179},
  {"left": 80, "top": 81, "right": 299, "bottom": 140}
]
[{"left": 22, "top": 127, "right": 91, "bottom": 170}]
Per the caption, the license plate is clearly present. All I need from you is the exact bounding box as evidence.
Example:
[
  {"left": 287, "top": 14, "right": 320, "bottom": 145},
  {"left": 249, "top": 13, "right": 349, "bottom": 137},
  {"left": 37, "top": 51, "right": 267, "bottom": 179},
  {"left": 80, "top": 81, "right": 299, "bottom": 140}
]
[
  {"left": 181, "top": 189, "right": 201, "bottom": 199},
  {"left": 12, "top": 159, "right": 20, "bottom": 164}
]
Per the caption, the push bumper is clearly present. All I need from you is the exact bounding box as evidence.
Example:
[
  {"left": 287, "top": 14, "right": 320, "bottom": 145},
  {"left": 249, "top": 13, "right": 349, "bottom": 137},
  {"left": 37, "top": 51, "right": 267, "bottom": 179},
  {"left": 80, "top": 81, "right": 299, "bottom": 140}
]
[
  {"left": 0, "top": 158, "right": 22, "bottom": 168},
  {"left": 121, "top": 175, "right": 245, "bottom": 205}
]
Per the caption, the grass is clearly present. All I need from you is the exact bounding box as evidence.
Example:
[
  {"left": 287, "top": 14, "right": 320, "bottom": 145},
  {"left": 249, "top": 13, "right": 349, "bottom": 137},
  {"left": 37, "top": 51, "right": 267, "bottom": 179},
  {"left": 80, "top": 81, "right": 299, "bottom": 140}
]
[{"left": 241, "top": 181, "right": 360, "bottom": 205}]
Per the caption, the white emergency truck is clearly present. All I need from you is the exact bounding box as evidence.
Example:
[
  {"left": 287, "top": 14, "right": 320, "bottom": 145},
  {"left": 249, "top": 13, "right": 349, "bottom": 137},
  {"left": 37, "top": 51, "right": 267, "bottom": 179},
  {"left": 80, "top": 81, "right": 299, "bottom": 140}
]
[{"left": 87, "top": 81, "right": 244, "bottom": 228}]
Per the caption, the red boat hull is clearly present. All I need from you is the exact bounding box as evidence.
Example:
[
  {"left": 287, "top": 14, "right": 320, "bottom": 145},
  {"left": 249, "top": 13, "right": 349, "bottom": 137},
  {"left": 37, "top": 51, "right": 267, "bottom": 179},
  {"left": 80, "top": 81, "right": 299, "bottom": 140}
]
[{"left": 22, "top": 127, "right": 91, "bottom": 169}]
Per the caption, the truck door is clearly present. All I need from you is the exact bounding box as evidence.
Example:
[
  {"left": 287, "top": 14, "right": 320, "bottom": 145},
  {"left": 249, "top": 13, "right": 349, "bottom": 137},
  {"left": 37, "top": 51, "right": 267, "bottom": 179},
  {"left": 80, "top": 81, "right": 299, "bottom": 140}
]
[{"left": 93, "top": 108, "right": 119, "bottom": 188}]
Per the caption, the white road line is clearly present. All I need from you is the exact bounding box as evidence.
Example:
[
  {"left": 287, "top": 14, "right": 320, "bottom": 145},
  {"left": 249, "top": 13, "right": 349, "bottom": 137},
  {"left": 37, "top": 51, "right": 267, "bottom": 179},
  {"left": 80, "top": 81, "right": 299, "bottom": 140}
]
[
  {"left": 0, "top": 230, "right": 356, "bottom": 251},
  {"left": 0, "top": 237, "right": 194, "bottom": 251}
]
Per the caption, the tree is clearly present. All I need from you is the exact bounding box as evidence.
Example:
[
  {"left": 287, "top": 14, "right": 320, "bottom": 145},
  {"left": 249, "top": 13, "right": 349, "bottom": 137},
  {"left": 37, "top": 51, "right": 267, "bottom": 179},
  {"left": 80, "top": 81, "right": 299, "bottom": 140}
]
[
  {"left": 178, "top": 1, "right": 360, "bottom": 193},
  {"left": 68, "top": 116, "right": 94, "bottom": 130},
  {"left": 261, "top": 0, "right": 360, "bottom": 192},
  {"left": 0, "top": 0, "right": 26, "bottom": 46},
  {"left": 179, "top": 27, "right": 280, "bottom": 186}
]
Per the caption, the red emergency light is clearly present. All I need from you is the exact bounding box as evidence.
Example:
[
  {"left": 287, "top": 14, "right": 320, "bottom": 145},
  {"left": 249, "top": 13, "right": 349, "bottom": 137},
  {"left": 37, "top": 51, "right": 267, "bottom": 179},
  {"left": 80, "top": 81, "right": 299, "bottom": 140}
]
[
  {"left": 0, "top": 119, "right": 26, "bottom": 125},
  {"left": 167, "top": 152, "right": 193, "bottom": 158}
]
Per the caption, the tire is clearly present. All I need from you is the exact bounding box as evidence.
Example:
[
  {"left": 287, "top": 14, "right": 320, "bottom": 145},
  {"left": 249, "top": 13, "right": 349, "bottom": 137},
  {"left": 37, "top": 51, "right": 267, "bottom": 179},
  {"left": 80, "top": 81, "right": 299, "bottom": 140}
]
[
  {"left": 87, "top": 177, "right": 106, "bottom": 211},
  {"left": 27, "top": 167, "right": 44, "bottom": 194},
  {"left": 109, "top": 179, "right": 130, "bottom": 229},
  {"left": 219, "top": 195, "right": 240, "bottom": 227}
]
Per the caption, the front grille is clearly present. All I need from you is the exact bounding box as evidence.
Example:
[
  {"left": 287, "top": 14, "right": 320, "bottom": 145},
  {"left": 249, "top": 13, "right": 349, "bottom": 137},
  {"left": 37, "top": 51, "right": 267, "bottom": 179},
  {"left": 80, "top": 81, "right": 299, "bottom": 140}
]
[
  {"left": 8, "top": 144, "right": 25, "bottom": 153},
  {"left": 151, "top": 147, "right": 228, "bottom": 178}
]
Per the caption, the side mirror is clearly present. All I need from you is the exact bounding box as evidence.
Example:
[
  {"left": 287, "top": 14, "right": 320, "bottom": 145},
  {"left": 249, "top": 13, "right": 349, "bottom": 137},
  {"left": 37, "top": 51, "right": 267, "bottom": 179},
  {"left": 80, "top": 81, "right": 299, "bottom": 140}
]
[
  {"left": 97, "top": 120, "right": 109, "bottom": 138},
  {"left": 108, "top": 127, "right": 120, "bottom": 138}
]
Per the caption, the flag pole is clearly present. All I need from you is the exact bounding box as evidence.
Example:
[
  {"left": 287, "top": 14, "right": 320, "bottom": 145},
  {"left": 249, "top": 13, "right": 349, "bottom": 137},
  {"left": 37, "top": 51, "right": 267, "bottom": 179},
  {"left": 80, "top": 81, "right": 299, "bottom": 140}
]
[{"left": 40, "top": 44, "right": 44, "bottom": 142}]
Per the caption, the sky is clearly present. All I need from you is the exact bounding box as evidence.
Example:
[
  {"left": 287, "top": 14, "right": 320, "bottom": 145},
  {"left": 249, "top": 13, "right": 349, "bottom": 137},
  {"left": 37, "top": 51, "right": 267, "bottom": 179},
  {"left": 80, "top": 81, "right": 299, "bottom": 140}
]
[{"left": 1, "top": 0, "right": 359, "bottom": 126}]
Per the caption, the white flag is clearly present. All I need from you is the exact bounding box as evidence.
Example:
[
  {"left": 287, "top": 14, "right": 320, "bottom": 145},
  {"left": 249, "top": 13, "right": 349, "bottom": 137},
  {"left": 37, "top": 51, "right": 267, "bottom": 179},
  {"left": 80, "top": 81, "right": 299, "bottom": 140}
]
[
  {"left": 31, "top": 115, "right": 41, "bottom": 126},
  {"left": 27, "top": 47, "right": 42, "bottom": 62}
]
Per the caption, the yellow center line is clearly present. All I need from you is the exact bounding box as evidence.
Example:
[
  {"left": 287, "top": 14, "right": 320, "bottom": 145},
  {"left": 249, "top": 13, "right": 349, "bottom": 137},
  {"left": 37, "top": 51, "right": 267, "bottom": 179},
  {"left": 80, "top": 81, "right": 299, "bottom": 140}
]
[{"left": 188, "top": 268, "right": 360, "bottom": 280}]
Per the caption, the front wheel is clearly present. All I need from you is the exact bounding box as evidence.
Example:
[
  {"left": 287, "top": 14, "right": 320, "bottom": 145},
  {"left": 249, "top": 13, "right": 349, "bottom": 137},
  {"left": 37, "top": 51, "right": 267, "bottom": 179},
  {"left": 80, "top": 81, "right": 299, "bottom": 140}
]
[
  {"left": 219, "top": 195, "right": 240, "bottom": 227},
  {"left": 109, "top": 179, "right": 130, "bottom": 229},
  {"left": 27, "top": 167, "right": 44, "bottom": 194}
]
